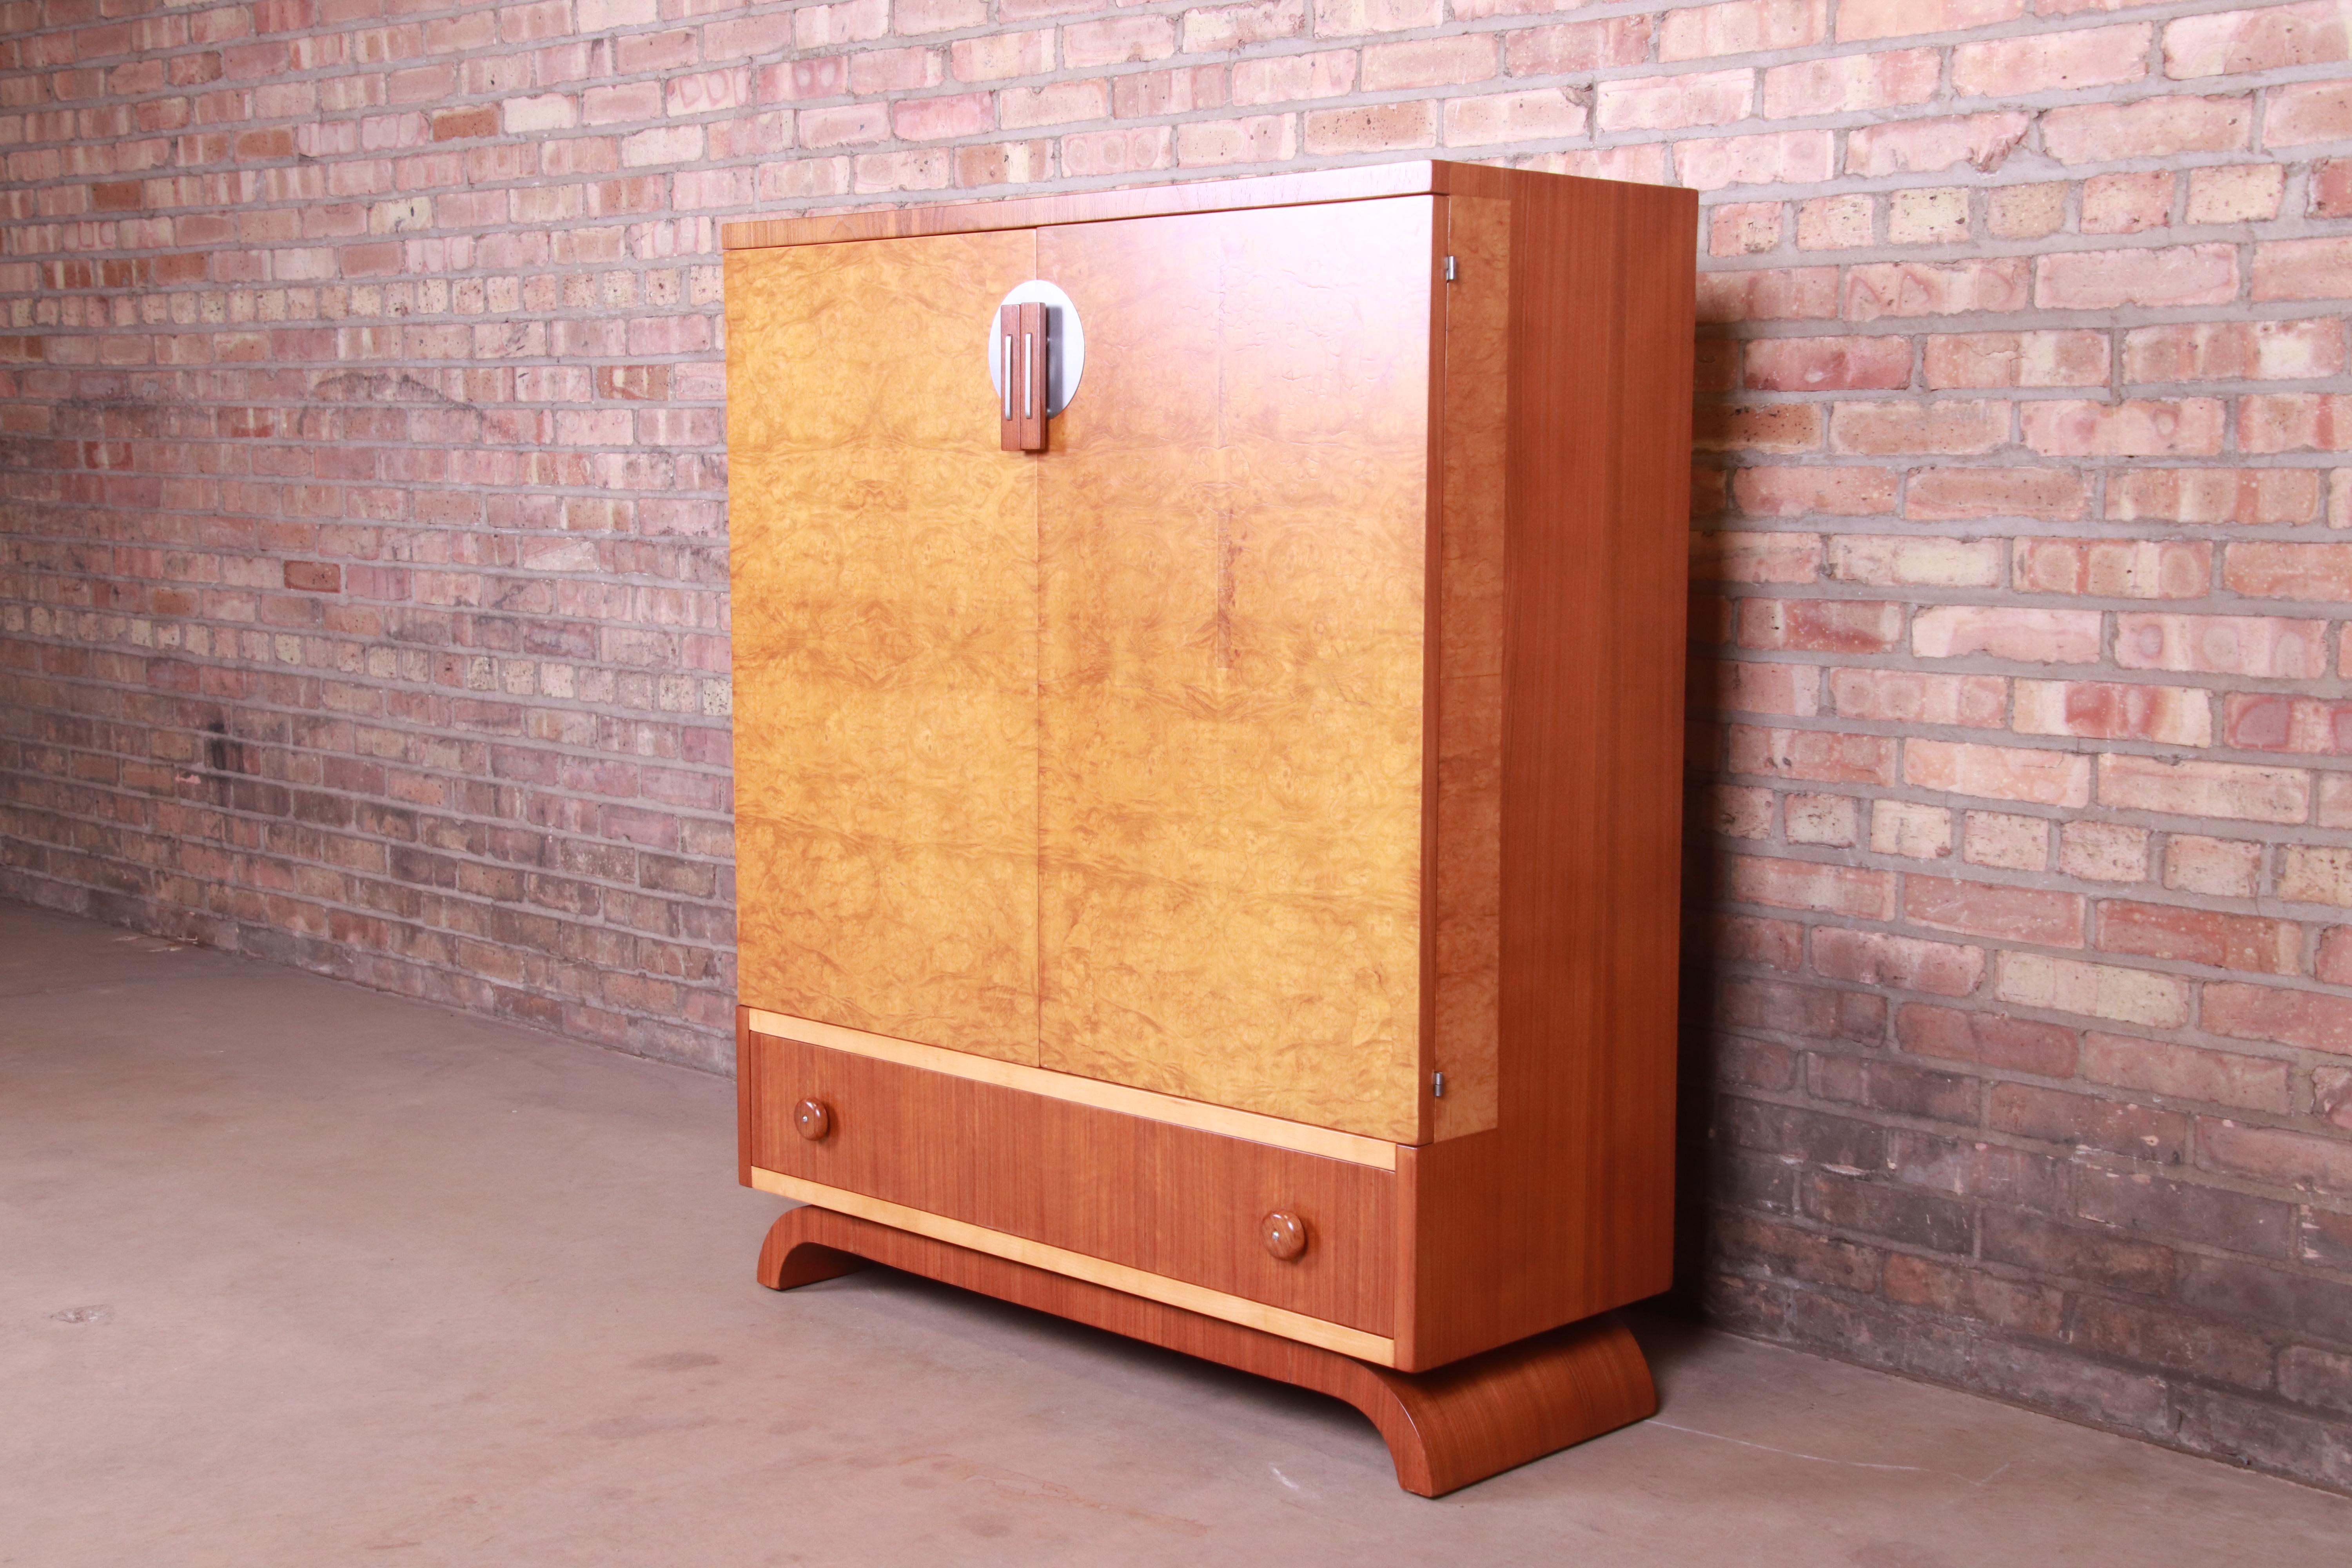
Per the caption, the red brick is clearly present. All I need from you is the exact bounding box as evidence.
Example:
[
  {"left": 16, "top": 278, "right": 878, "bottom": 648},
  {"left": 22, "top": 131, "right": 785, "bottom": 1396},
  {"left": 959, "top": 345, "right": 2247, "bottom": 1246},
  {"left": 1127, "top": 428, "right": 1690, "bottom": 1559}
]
[
  {"left": 2080, "top": 170, "right": 2174, "bottom": 235},
  {"left": 2037, "top": 245, "right": 2238, "bottom": 311},
  {"left": 1728, "top": 854, "right": 1899, "bottom": 920},
  {"left": 1990, "top": 1082, "right": 2188, "bottom": 1163},
  {"left": 2013, "top": 679, "right": 2212, "bottom": 746},
  {"left": 1813, "top": 928, "right": 1985, "bottom": 997},
  {"left": 1911, "top": 605, "right": 2102, "bottom": 664},
  {"left": 1761, "top": 47, "right": 1936, "bottom": 116},
  {"left": 1847, "top": 113, "right": 2031, "bottom": 179},
  {"left": 1830, "top": 669, "right": 2006, "bottom": 728},
  {"left": 2021, "top": 399, "right": 2227, "bottom": 457},
  {"left": 1953, "top": 24, "right": 2151, "bottom": 96},
  {"left": 2165, "top": 2, "right": 2352, "bottom": 78},
  {"left": 2095, "top": 900, "right": 2299, "bottom": 976},
  {"left": 2041, "top": 95, "right": 2251, "bottom": 163},
  {"left": 1726, "top": 724, "right": 1900, "bottom": 785},
  {"left": 1597, "top": 69, "right": 1752, "bottom": 132},
  {"left": 1904, "top": 877, "right": 2085, "bottom": 947},
  {"left": 1842, "top": 259, "right": 2029, "bottom": 319},
  {"left": 1733, "top": 466, "right": 1898, "bottom": 517},
  {"left": 1503, "top": 17, "right": 1653, "bottom": 75},
  {"left": 2266, "top": 80, "right": 2352, "bottom": 147},
  {"left": 1694, "top": 530, "right": 1824, "bottom": 583},
  {"left": 2225, "top": 541, "right": 2352, "bottom": 599},
  {"left": 1711, "top": 661, "right": 1824, "bottom": 717},
  {"left": 1905, "top": 466, "right": 2087, "bottom": 521},
  {"left": 1696, "top": 267, "right": 1842, "bottom": 322},
  {"left": 1748, "top": 339, "right": 1916, "bottom": 400},
  {"left": 2114, "top": 613, "right": 2331, "bottom": 677},
  {"left": 2109, "top": 467, "right": 2323, "bottom": 525},
  {"left": 2098, "top": 754, "right": 2310, "bottom": 823},
  {"left": 1908, "top": 739, "right": 2090, "bottom": 807},
  {"left": 1738, "top": 597, "right": 1904, "bottom": 653},
  {"left": 1838, "top": 0, "right": 2020, "bottom": 40},
  {"left": 2200, "top": 1118, "right": 2352, "bottom": 1194},
  {"left": 1829, "top": 399, "right": 2007, "bottom": 455},
  {"left": 2125, "top": 319, "right": 2344, "bottom": 383},
  {"left": 1925, "top": 330, "right": 2108, "bottom": 389},
  {"left": 2082, "top": 1031, "right": 2293, "bottom": 1112},
  {"left": 2012, "top": 539, "right": 2210, "bottom": 601}
]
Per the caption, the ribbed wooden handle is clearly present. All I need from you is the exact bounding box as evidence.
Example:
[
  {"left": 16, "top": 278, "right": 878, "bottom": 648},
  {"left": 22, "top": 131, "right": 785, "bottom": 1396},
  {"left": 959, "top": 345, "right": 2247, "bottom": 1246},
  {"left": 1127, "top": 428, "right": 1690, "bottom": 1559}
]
[
  {"left": 794, "top": 1098, "right": 833, "bottom": 1142},
  {"left": 1262, "top": 1210, "right": 1307, "bottom": 1261}
]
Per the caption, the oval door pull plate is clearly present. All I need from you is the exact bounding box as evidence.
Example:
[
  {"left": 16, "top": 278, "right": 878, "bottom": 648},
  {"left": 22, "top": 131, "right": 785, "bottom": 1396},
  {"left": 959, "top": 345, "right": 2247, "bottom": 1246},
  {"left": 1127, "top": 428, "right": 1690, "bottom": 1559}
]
[
  {"left": 987, "top": 281, "right": 1084, "bottom": 454},
  {"left": 794, "top": 1098, "right": 833, "bottom": 1142},
  {"left": 1262, "top": 1211, "right": 1308, "bottom": 1262}
]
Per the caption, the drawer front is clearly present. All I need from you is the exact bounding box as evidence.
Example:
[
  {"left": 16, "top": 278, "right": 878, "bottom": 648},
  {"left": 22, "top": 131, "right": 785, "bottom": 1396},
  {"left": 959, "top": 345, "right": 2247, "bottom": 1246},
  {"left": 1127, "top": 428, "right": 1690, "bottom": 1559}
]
[{"left": 746, "top": 1029, "right": 1397, "bottom": 1337}]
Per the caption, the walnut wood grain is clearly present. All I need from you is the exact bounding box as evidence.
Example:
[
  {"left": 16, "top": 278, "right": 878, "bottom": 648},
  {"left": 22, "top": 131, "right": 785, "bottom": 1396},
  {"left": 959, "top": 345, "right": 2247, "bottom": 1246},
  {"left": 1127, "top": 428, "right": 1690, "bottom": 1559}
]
[
  {"left": 755, "top": 1205, "right": 1657, "bottom": 1497},
  {"left": 1396, "top": 171, "right": 1698, "bottom": 1371},
  {"left": 1033, "top": 198, "right": 1434, "bottom": 1142},
  {"left": 745, "top": 1026, "right": 1398, "bottom": 1335},
  {"left": 726, "top": 229, "right": 1044, "bottom": 1062}
]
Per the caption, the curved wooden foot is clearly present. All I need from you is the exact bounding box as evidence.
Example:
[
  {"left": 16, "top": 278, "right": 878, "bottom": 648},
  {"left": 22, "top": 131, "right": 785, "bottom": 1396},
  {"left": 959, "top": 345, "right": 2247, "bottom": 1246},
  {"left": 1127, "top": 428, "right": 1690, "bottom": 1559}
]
[{"left": 752, "top": 1204, "right": 1655, "bottom": 1497}]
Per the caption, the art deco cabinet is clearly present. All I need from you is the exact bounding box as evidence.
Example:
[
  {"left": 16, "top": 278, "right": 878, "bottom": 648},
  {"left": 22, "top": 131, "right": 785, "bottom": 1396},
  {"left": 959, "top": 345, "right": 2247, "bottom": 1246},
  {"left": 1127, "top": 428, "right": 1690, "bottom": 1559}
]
[{"left": 723, "top": 162, "right": 1696, "bottom": 1495}]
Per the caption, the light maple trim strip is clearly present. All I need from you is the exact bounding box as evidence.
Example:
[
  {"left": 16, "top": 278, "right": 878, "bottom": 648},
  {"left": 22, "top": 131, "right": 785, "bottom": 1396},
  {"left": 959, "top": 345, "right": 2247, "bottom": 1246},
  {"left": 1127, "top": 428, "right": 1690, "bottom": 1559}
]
[
  {"left": 749, "top": 1167, "right": 1398, "bottom": 1366},
  {"left": 743, "top": 1007, "right": 1399, "bottom": 1170}
]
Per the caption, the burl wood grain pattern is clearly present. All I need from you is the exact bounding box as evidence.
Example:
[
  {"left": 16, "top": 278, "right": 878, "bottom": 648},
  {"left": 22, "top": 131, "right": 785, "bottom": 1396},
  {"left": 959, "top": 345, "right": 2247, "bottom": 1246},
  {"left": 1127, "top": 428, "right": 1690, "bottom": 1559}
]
[
  {"left": 1426, "top": 195, "right": 1511, "bottom": 1143},
  {"left": 755, "top": 1204, "right": 1657, "bottom": 1497},
  {"left": 727, "top": 229, "right": 1044, "bottom": 1063},
  {"left": 746, "top": 1027, "right": 1398, "bottom": 1334},
  {"left": 1398, "top": 171, "right": 1697, "bottom": 1370},
  {"left": 1033, "top": 199, "right": 1435, "bottom": 1142}
]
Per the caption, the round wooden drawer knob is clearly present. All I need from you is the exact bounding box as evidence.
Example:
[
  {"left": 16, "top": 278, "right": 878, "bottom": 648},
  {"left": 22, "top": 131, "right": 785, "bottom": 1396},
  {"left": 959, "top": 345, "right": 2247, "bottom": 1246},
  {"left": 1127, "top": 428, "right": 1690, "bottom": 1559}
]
[
  {"left": 1262, "top": 1211, "right": 1308, "bottom": 1262},
  {"left": 793, "top": 1098, "right": 833, "bottom": 1142}
]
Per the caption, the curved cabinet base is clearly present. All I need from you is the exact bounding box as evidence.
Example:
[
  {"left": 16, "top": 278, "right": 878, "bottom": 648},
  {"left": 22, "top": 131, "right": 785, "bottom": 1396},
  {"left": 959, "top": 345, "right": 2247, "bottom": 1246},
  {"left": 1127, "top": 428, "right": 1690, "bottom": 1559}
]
[{"left": 755, "top": 1204, "right": 1656, "bottom": 1497}]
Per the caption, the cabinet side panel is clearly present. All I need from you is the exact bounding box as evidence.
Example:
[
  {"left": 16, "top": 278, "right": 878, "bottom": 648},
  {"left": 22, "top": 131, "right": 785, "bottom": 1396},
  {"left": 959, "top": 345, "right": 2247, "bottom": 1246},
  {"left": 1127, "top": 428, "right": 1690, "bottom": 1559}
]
[
  {"left": 1405, "top": 174, "right": 1697, "bottom": 1370},
  {"left": 1034, "top": 200, "right": 1434, "bottom": 1141},
  {"left": 1429, "top": 196, "right": 1511, "bottom": 1143},
  {"left": 727, "top": 232, "right": 1043, "bottom": 1063}
]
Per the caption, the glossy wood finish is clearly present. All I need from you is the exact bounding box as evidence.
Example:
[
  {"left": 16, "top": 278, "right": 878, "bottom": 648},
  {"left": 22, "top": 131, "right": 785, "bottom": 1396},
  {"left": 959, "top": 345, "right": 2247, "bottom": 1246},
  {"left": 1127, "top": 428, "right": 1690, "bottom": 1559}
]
[
  {"left": 1397, "top": 171, "right": 1697, "bottom": 1371},
  {"left": 755, "top": 1205, "right": 1657, "bottom": 1497},
  {"left": 744, "top": 1026, "right": 1399, "bottom": 1335},
  {"left": 1426, "top": 194, "right": 1512, "bottom": 1144},
  {"left": 1035, "top": 199, "right": 1433, "bottom": 1142},
  {"left": 728, "top": 163, "right": 1699, "bottom": 1382},
  {"left": 728, "top": 228, "right": 1043, "bottom": 1063},
  {"left": 744, "top": 1005, "right": 1397, "bottom": 1169},
  {"left": 750, "top": 1167, "right": 1392, "bottom": 1361}
]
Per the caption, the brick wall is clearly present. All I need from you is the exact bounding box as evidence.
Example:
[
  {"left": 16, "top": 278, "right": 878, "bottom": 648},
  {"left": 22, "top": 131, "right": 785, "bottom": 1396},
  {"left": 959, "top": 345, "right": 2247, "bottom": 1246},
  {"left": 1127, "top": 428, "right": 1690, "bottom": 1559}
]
[{"left": 4, "top": 0, "right": 2352, "bottom": 1493}]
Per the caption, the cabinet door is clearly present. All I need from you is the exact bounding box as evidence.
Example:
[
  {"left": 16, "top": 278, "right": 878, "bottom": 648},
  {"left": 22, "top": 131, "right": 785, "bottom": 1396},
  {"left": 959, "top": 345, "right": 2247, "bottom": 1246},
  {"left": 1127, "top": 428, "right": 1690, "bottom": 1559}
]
[
  {"left": 728, "top": 230, "right": 1042, "bottom": 1064},
  {"left": 1035, "top": 199, "right": 1436, "bottom": 1141}
]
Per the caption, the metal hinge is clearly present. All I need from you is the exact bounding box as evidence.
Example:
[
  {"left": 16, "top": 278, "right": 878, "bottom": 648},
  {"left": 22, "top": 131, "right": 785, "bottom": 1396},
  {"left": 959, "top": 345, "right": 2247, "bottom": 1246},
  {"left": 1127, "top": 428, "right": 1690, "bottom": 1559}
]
[
  {"left": 1432, "top": 1071, "right": 1447, "bottom": 1098},
  {"left": 1443, "top": 255, "right": 1457, "bottom": 282}
]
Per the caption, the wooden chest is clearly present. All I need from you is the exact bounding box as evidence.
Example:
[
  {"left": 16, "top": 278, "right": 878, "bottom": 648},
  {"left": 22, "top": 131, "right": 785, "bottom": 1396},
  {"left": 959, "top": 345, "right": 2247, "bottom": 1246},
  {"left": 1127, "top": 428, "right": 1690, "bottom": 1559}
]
[{"left": 725, "top": 160, "right": 1696, "bottom": 1374}]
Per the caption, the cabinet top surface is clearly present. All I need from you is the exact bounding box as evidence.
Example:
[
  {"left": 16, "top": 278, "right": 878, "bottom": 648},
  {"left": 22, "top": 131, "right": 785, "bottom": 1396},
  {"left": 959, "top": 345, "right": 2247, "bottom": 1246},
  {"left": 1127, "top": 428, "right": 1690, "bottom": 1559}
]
[{"left": 719, "top": 159, "right": 1682, "bottom": 253}]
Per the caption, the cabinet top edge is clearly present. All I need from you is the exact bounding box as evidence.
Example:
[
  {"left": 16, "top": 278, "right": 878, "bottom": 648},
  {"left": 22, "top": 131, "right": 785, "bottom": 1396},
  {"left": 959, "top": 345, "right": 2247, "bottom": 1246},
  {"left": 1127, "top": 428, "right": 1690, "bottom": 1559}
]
[{"left": 719, "top": 159, "right": 1681, "bottom": 252}]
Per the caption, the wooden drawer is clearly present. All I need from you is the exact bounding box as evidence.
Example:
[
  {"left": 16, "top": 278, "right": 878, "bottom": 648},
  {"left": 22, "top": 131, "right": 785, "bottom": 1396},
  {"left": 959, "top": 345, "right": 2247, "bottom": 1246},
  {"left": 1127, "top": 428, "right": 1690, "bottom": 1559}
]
[{"left": 742, "top": 1026, "right": 1398, "bottom": 1353}]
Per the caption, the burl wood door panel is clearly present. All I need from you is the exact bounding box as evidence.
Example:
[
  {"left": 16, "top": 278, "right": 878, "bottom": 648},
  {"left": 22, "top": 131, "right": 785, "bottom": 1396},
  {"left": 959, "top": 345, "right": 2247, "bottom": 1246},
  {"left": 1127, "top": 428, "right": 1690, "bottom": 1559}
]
[
  {"left": 727, "top": 230, "right": 1043, "bottom": 1063},
  {"left": 748, "top": 1029, "right": 1397, "bottom": 1334},
  {"left": 1034, "top": 198, "right": 1436, "bottom": 1142}
]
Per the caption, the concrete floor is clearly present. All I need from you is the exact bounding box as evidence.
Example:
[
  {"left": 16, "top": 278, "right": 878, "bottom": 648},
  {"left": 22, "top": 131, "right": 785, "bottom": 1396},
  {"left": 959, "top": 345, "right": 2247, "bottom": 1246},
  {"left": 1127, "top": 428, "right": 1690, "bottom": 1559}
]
[{"left": 5, "top": 902, "right": 2350, "bottom": 1566}]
